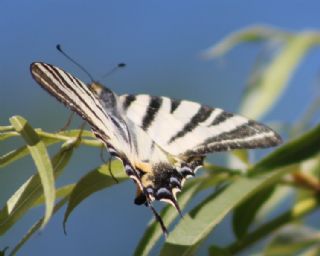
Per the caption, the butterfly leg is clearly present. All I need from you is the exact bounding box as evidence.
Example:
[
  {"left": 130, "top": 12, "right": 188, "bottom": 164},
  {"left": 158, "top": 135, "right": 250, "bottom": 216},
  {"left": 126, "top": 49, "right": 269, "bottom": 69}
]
[{"left": 101, "top": 144, "right": 120, "bottom": 183}]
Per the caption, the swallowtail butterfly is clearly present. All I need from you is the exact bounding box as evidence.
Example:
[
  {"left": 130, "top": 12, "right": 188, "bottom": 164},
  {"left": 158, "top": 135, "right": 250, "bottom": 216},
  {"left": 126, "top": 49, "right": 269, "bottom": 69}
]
[{"left": 30, "top": 62, "right": 281, "bottom": 235}]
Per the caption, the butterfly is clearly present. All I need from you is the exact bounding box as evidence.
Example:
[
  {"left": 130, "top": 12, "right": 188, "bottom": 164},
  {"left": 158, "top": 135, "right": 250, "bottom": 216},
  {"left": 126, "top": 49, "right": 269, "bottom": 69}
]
[{"left": 30, "top": 62, "right": 282, "bottom": 235}]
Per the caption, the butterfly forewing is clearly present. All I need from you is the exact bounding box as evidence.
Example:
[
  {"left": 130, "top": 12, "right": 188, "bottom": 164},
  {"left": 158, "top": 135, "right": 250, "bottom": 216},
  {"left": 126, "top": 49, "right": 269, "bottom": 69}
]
[{"left": 31, "top": 62, "right": 132, "bottom": 152}]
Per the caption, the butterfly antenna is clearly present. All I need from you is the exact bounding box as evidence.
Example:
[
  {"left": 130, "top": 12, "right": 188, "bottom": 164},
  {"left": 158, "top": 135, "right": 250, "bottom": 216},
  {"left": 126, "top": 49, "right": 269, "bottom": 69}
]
[
  {"left": 101, "top": 62, "right": 126, "bottom": 80},
  {"left": 56, "top": 44, "right": 95, "bottom": 82}
]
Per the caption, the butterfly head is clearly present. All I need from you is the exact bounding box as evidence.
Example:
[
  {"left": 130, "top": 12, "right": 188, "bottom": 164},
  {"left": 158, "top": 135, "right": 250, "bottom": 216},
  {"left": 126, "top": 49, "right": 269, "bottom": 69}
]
[{"left": 89, "top": 82, "right": 118, "bottom": 110}]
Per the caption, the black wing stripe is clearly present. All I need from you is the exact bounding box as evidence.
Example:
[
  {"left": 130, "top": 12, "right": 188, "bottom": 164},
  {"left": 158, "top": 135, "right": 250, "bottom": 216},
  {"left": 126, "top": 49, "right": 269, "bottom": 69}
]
[
  {"left": 33, "top": 63, "right": 111, "bottom": 140},
  {"left": 43, "top": 64, "right": 107, "bottom": 126},
  {"left": 142, "top": 96, "right": 163, "bottom": 130},
  {"left": 169, "top": 106, "right": 212, "bottom": 143},
  {"left": 32, "top": 64, "right": 96, "bottom": 126},
  {"left": 170, "top": 99, "right": 180, "bottom": 113},
  {"left": 203, "top": 121, "right": 280, "bottom": 147},
  {"left": 210, "top": 111, "right": 234, "bottom": 126},
  {"left": 123, "top": 95, "right": 136, "bottom": 111}
]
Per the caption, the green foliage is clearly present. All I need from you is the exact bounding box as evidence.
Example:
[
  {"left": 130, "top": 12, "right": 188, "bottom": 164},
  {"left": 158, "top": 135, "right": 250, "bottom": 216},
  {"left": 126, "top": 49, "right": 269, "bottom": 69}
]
[{"left": 1, "top": 25, "right": 320, "bottom": 255}]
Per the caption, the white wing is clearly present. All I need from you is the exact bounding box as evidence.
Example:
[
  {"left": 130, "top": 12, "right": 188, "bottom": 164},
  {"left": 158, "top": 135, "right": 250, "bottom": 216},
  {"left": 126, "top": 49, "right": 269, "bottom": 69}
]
[{"left": 119, "top": 94, "right": 281, "bottom": 158}]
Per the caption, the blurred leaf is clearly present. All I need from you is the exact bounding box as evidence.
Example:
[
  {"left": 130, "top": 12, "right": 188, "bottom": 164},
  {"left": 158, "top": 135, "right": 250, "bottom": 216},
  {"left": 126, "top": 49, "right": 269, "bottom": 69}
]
[
  {"left": 10, "top": 116, "right": 55, "bottom": 229},
  {"left": 63, "top": 160, "right": 127, "bottom": 232},
  {"left": 299, "top": 245, "right": 320, "bottom": 256},
  {"left": 264, "top": 225, "right": 320, "bottom": 256},
  {"left": 231, "top": 149, "right": 250, "bottom": 165},
  {"left": 204, "top": 25, "right": 290, "bottom": 58},
  {"left": 0, "top": 247, "right": 8, "bottom": 256},
  {"left": 209, "top": 246, "right": 231, "bottom": 256},
  {"left": 253, "top": 124, "right": 320, "bottom": 172},
  {"left": 293, "top": 96, "right": 320, "bottom": 135},
  {"left": 0, "top": 139, "right": 74, "bottom": 235},
  {"left": 255, "top": 185, "right": 292, "bottom": 223},
  {"left": 204, "top": 26, "right": 320, "bottom": 119},
  {"left": 8, "top": 196, "right": 69, "bottom": 256},
  {"left": 232, "top": 186, "right": 275, "bottom": 239},
  {"left": 240, "top": 33, "right": 320, "bottom": 119},
  {"left": 225, "top": 197, "right": 320, "bottom": 254},
  {"left": 159, "top": 124, "right": 320, "bottom": 255}
]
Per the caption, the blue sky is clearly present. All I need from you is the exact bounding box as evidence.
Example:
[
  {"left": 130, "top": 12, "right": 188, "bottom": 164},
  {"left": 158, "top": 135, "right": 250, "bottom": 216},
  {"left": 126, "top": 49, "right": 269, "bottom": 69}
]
[{"left": 1, "top": 1, "right": 320, "bottom": 255}]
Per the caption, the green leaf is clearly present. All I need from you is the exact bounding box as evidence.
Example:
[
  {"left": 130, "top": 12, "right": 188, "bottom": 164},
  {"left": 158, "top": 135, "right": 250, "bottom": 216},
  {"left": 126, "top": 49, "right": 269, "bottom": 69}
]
[
  {"left": 232, "top": 186, "right": 275, "bottom": 239},
  {"left": 253, "top": 124, "right": 320, "bottom": 172},
  {"left": 9, "top": 116, "right": 56, "bottom": 229},
  {"left": 240, "top": 33, "right": 320, "bottom": 119},
  {"left": 264, "top": 225, "right": 320, "bottom": 256},
  {"left": 204, "top": 25, "right": 290, "bottom": 58},
  {"left": 208, "top": 246, "right": 231, "bottom": 256},
  {"left": 32, "top": 184, "right": 75, "bottom": 208},
  {"left": 159, "top": 124, "right": 320, "bottom": 255},
  {"left": 231, "top": 149, "right": 250, "bottom": 166},
  {"left": 0, "top": 129, "right": 95, "bottom": 169},
  {"left": 225, "top": 197, "right": 320, "bottom": 254},
  {"left": 0, "top": 247, "right": 9, "bottom": 256},
  {"left": 8, "top": 197, "right": 69, "bottom": 256},
  {"left": 63, "top": 160, "right": 127, "bottom": 231},
  {"left": 0, "top": 140, "right": 74, "bottom": 235},
  {"left": 160, "top": 171, "right": 287, "bottom": 255}
]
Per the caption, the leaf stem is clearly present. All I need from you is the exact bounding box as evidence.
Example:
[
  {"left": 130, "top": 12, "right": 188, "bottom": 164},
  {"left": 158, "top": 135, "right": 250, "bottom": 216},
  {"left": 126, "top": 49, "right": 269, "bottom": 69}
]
[{"left": 0, "top": 126, "right": 14, "bottom": 132}]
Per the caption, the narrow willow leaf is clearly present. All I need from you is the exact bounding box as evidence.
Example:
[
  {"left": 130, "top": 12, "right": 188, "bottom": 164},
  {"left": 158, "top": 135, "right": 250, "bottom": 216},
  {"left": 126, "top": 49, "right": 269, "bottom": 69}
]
[
  {"left": 160, "top": 169, "right": 291, "bottom": 255},
  {"left": 32, "top": 184, "right": 75, "bottom": 208},
  {"left": 232, "top": 186, "right": 275, "bottom": 239},
  {"left": 0, "top": 140, "right": 74, "bottom": 235},
  {"left": 8, "top": 197, "right": 69, "bottom": 256},
  {"left": 240, "top": 33, "right": 320, "bottom": 119},
  {"left": 0, "top": 129, "right": 96, "bottom": 169},
  {"left": 63, "top": 160, "right": 127, "bottom": 231},
  {"left": 9, "top": 116, "right": 55, "bottom": 229},
  {"left": 264, "top": 225, "right": 320, "bottom": 256},
  {"left": 0, "top": 138, "right": 57, "bottom": 169},
  {"left": 159, "top": 124, "right": 320, "bottom": 255},
  {"left": 204, "top": 25, "right": 290, "bottom": 58}
]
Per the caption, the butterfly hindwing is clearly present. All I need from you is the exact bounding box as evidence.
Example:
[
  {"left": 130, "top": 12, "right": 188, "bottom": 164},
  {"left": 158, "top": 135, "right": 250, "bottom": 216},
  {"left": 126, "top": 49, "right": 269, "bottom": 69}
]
[{"left": 119, "top": 94, "right": 281, "bottom": 158}]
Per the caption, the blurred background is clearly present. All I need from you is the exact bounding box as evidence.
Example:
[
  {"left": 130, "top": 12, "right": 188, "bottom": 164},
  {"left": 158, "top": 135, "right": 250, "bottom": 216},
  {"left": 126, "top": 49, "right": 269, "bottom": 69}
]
[{"left": 1, "top": 1, "right": 320, "bottom": 255}]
